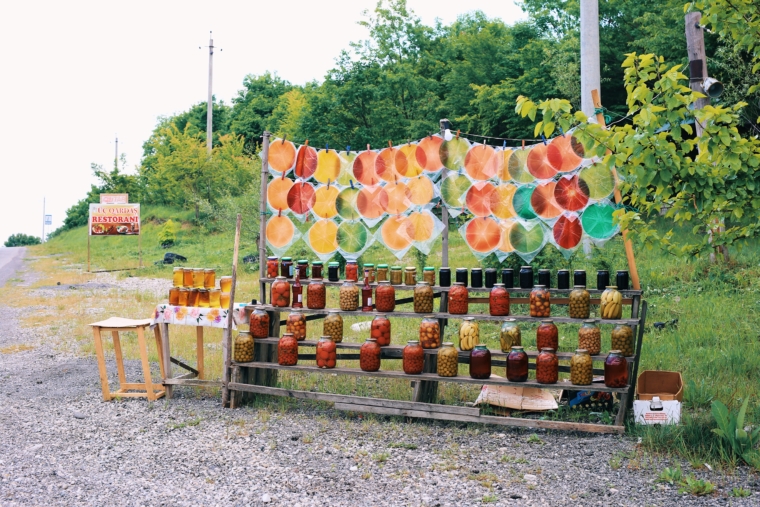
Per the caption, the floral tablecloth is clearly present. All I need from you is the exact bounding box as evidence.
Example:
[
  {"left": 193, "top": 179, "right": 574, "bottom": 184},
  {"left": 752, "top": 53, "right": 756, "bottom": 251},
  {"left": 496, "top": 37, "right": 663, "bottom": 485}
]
[{"left": 151, "top": 303, "right": 249, "bottom": 329}]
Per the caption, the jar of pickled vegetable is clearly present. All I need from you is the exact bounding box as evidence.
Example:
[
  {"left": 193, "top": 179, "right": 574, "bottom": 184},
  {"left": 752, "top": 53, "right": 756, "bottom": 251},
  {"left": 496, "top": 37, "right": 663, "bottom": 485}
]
[
  {"left": 604, "top": 350, "right": 628, "bottom": 387},
  {"left": 470, "top": 345, "right": 492, "bottom": 380},
  {"left": 470, "top": 268, "right": 483, "bottom": 288},
  {"left": 271, "top": 276, "right": 291, "bottom": 307},
  {"left": 220, "top": 276, "right": 232, "bottom": 293},
  {"left": 233, "top": 332, "right": 254, "bottom": 363},
  {"left": 375, "top": 281, "right": 395, "bottom": 312},
  {"left": 413, "top": 281, "right": 434, "bottom": 313},
  {"left": 359, "top": 337, "right": 381, "bottom": 372},
  {"left": 489, "top": 283, "right": 510, "bottom": 316},
  {"left": 485, "top": 268, "right": 497, "bottom": 288},
  {"left": 345, "top": 260, "right": 358, "bottom": 281},
  {"left": 193, "top": 268, "right": 205, "bottom": 288},
  {"left": 578, "top": 320, "right": 601, "bottom": 355},
  {"left": 169, "top": 287, "right": 180, "bottom": 306},
  {"left": 600, "top": 286, "right": 623, "bottom": 320},
  {"left": 611, "top": 324, "right": 634, "bottom": 356},
  {"left": 286, "top": 311, "right": 306, "bottom": 341},
  {"left": 311, "top": 261, "right": 323, "bottom": 279},
  {"left": 419, "top": 316, "right": 440, "bottom": 349},
  {"left": 278, "top": 333, "right": 299, "bottom": 366},
  {"left": 187, "top": 288, "right": 200, "bottom": 307},
  {"left": 568, "top": 285, "right": 590, "bottom": 319},
  {"left": 281, "top": 257, "right": 293, "bottom": 278},
  {"left": 423, "top": 267, "right": 436, "bottom": 285},
  {"left": 437, "top": 342, "right": 458, "bottom": 377},
  {"left": 198, "top": 289, "right": 210, "bottom": 308},
  {"left": 178, "top": 288, "right": 189, "bottom": 306},
  {"left": 403, "top": 340, "right": 424, "bottom": 374},
  {"left": 183, "top": 267, "right": 194, "bottom": 287},
  {"left": 316, "top": 336, "right": 337, "bottom": 369},
  {"left": 530, "top": 285, "right": 551, "bottom": 317},
  {"left": 536, "top": 319, "right": 558, "bottom": 350},
  {"left": 339, "top": 280, "right": 359, "bottom": 311},
  {"left": 448, "top": 282, "right": 469, "bottom": 315},
  {"left": 296, "top": 260, "right": 309, "bottom": 279},
  {"left": 328, "top": 262, "right": 340, "bottom": 282},
  {"left": 172, "top": 267, "right": 183, "bottom": 287},
  {"left": 536, "top": 348, "right": 558, "bottom": 384},
  {"left": 323, "top": 311, "right": 343, "bottom": 343},
  {"left": 507, "top": 346, "right": 528, "bottom": 382},
  {"left": 363, "top": 263, "right": 375, "bottom": 283},
  {"left": 371, "top": 315, "right": 391, "bottom": 346},
  {"left": 361, "top": 276, "right": 373, "bottom": 311},
  {"left": 405, "top": 266, "right": 417, "bottom": 285},
  {"left": 376, "top": 264, "right": 388, "bottom": 282},
  {"left": 204, "top": 269, "right": 215, "bottom": 289},
  {"left": 570, "top": 349, "right": 593, "bottom": 385},
  {"left": 459, "top": 317, "right": 479, "bottom": 351},
  {"left": 390, "top": 266, "right": 403, "bottom": 285},
  {"left": 209, "top": 289, "right": 221, "bottom": 308},
  {"left": 455, "top": 268, "right": 468, "bottom": 286},
  {"left": 500, "top": 319, "right": 522, "bottom": 352},
  {"left": 307, "top": 278, "right": 326, "bottom": 309},
  {"left": 250, "top": 307, "right": 270, "bottom": 338},
  {"left": 439, "top": 267, "right": 451, "bottom": 287},
  {"left": 292, "top": 274, "right": 304, "bottom": 308},
  {"left": 266, "top": 256, "right": 279, "bottom": 278}
]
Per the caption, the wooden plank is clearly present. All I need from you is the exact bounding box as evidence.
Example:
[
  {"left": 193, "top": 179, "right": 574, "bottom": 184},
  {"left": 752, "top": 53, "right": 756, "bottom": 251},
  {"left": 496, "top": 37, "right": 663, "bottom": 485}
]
[
  {"left": 221, "top": 213, "right": 242, "bottom": 407},
  {"left": 163, "top": 378, "right": 222, "bottom": 387},
  {"left": 196, "top": 326, "right": 204, "bottom": 380},
  {"left": 170, "top": 357, "right": 199, "bottom": 376},
  {"left": 136, "top": 326, "right": 157, "bottom": 401},
  {"left": 153, "top": 326, "right": 166, "bottom": 379},
  {"left": 160, "top": 323, "right": 173, "bottom": 399},
  {"left": 111, "top": 330, "right": 127, "bottom": 386},
  {"left": 92, "top": 327, "right": 112, "bottom": 401}
]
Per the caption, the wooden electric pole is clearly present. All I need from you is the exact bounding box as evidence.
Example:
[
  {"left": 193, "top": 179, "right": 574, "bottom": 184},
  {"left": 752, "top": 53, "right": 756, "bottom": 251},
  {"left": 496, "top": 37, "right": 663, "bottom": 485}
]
[
  {"left": 580, "top": 0, "right": 601, "bottom": 118},
  {"left": 206, "top": 32, "right": 214, "bottom": 154}
]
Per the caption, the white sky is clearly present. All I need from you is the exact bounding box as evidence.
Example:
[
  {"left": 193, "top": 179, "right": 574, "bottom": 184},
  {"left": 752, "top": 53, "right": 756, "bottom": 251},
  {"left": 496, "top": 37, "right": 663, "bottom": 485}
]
[{"left": 0, "top": 0, "right": 525, "bottom": 243}]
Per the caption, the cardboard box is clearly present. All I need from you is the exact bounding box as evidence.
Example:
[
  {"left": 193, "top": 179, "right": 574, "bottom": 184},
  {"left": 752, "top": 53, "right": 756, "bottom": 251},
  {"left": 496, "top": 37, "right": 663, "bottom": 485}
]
[{"left": 634, "top": 370, "right": 683, "bottom": 425}]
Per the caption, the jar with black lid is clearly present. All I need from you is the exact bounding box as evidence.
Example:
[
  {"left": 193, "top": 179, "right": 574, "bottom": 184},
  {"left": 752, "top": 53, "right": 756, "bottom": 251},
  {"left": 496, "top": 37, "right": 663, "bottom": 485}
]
[
  {"left": 538, "top": 269, "right": 551, "bottom": 287},
  {"left": 484, "top": 268, "right": 497, "bottom": 288},
  {"left": 616, "top": 270, "right": 630, "bottom": 290},
  {"left": 573, "top": 270, "right": 586, "bottom": 287},
  {"left": 557, "top": 269, "right": 570, "bottom": 290},
  {"left": 519, "top": 266, "right": 534, "bottom": 289},
  {"left": 501, "top": 268, "right": 514, "bottom": 288},
  {"left": 455, "top": 268, "right": 468, "bottom": 286},
  {"left": 471, "top": 268, "right": 483, "bottom": 288},
  {"left": 328, "top": 262, "right": 340, "bottom": 282},
  {"left": 439, "top": 267, "right": 451, "bottom": 287},
  {"left": 597, "top": 270, "right": 610, "bottom": 291}
]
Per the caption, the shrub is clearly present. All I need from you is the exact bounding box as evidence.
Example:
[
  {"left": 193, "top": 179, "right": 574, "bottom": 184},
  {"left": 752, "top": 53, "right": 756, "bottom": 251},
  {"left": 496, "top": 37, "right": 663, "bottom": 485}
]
[
  {"left": 158, "top": 220, "right": 179, "bottom": 248},
  {"left": 4, "top": 233, "right": 41, "bottom": 247}
]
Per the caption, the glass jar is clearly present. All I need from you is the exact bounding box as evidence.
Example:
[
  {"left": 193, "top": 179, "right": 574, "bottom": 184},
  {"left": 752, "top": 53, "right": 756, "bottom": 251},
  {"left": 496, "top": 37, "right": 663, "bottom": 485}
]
[
  {"left": 390, "top": 266, "right": 402, "bottom": 285},
  {"left": 311, "top": 261, "right": 323, "bottom": 279},
  {"left": 220, "top": 292, "right": 230, "bottom": 309},
  {"left": 169, "top": 287, "right": 180, "bottom": 306},
  {"left": 371, "top": 315, "right": 391, "bottom": 346},
  {"left": 578, "top": 320, "right": 601, "bottom": 355},
  {"left": 328, "top": 262, "right": 340, "bottom": 282},
  {"left": 345, "top": 260, "right": 358, "bottom": 281},
  {"left": 339, "top": 280, "right": 359, "bottom": 311},
  {"left": 363, "top": 263, "right": 375, "bottom": 283},
  {"left": 616, "top": 270, "right": 630, "bottom": 291},
  {"left": 295, "top": 260, "right": 308, "bottom": 279},
  {"left": 455, "top": 268, "right": 468, "bottom": 286},
  {"left": 376, "top": 264, "right": 388, "bottom": 282},
  {"left": 500, "top": 319, "right": 522, "bottom": 352},
  {"left": 278, "top": 333, "right": 299, "bottom": 366},
  {"left": 597, "top": 270, "right": 610, "bottom": 291},
  {"left": 307, "top": 278, "right": 326, "bottom": 309},
  {"left": 470, "top": 345, "right": 492, "bottom": 380},
  {"left": 489, "top": 283, "right": 510, "bottom": 316},
  {"left": 470, "top": 268, "right": 483, "bottom": 288},
  {"left": 209, "top": 289, "right": 221, "bottom": 308},
  {"left": 404, "top": 266, "right": 417, "bottom": 285},
  {"left": 536, "top": 320, "right": 558, "bottom": 350},
  {"left": 448, "top": 282, "right": 469, "bottom": 315},
  {"left": 419, "top": 316, "right": 440, "bottom": 349},
  {"left": 182, "top": 267, "right": 194, "bottom": 287},
  {"left": 570, "top": 349, "right": 593, "bottom": 385},
  {"left": 198, "top": 289, "right": 210, "bottom": 308},
  {"left": 402, "top": 340, "right": 424, "bottom": 374},
  {"left": 250, "top": 307, "right": 270, "bottom": 338},
  {"left": 574, "top": 269, "right": 586, "bottom": 287},
  {"left": 193, "top": 268, "right": 205, "bottom": 288},
  {"left": 178, "top": 288, "right": 189, "bottom": 306},
  {"left": 423, "top": 267, "right": 436, "bottom": 285},
  {"left": 204, "top": 269, "right": 215, "bottom": 289},
  {"left": 568, "top": 285, "right": 590, "bottom": 319},
  {"left": 187, "top": 288, "right": 200, "bottom": 307},
  {"left": 605, "top": 350, "right": 629, "bottom": 387},
  {"left": 316, "top": 336, "right": 337, "bottom": 369},
  {"left": 519, "top": 266, "right": 534, "bottom": 289},
  {"left": 501, "top": 268, "right": 514, "bottom": 288},
  {"left": 536, "top": 348, "right": 559, "bottom": 384},
  {"left": 286, "top": 311, "right": 307, "bottom": 341},
  {"left": 437, "top": 342, "right": 458, "bottom": 377},
  {"left": 485, "top": 268, "right": 497, "bottom": 288},
  {"left": 459, "top": 317, "right": 479, "bottom": 351},
  {"left": 557, "top": 269, "right": 570, "bottom": 290},
  {"left": 439, "top": 267, "right": 451, "bottom": 287},
  {"left": 292, "top": 274, "right": 303, "bottom": 308},
  {"left": 172, "top": 267, "right": 184, "bottom": 287},
  {"left": 233, "top": 332, "right": 254, "bottom": 363},
  {"left": 611, "top": 324, "right": 634, "bottom": 356},
  {"left": 271, "top": 276, "right": 291, "bottom": 307},
  {"left": 281, "top": 257, "right": 294, "bottom": 278},
  {"left": 220, "top": 276, "right": 232, "bottom": 293},
  {"left": 413, "top": 281, "right": 434, "bottom": 313},
  {"left": 507, "top": 346, "right": 529, "bottom": 382},
  {"left": 359, "top": 337, "right": 381, "bottom": 372},
  {"left": 538, "top": 269, "right": 551, "bottom": 287},
  {"left": 266, "top": 256, "right": 279, "bottom": 278},
  {"left": 361, "top": 276, "right": 373, "bottom": 312},
  {"left": 323, "top": 311, "right": 343, "bottom": 343},
  {"left": 601, "top": 286, "right": 623, "bottom": 319},
  {"left": 375, "top": 281, "right": 396, "bottom": 312},
  {"left": 529, "top": 285, "right": 551, "bottom": 317}
]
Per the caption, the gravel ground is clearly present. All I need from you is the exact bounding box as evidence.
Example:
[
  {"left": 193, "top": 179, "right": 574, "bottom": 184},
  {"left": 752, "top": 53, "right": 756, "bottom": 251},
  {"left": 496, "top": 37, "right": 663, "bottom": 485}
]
[{"left": 1, "top": 261, "right": 758, "bottom": 506}]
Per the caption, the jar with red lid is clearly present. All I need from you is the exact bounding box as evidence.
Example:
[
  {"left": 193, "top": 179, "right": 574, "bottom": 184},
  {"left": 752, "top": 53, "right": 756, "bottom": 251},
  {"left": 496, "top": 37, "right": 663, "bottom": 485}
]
[
  {"left": 604, "top": 350, "right": 629, "bottom": 387},
  {"left": 419, "top": 316, "right": 440, "bottom": 349},
  {"left": 371, "top": 315, "right": 391, "bottom": 346},
  {"left": 316, "top": 336, "right": 337, "bottom": 369},
  {"left": 529, "top": 285, "right": 551, "bottom": 317},
  {"left": 286, "top": 311, "right": 306, "bottom": 341},
  {"left": 266, "top": 256, "right": 279, "bottom": 278},
  {"left": 375, "top": 281, "right": 396, "bottom": 312},
  {"left": 536, "top": 319, "right": 558, "bottom": 351},
  {"left": 489, "top": 283, "right": 510, "bottom": 316},
  {"left": 250, "top": 307, "right": 270, "bottom": 339},
  {"left": 271, "top": 276, "right": 290, "bottom": 307},
  {"left": 507, "top": 346, "right": 529, "bottom": 382},
  {"left": 469, "top": 345, "right": 492, "bottom": 380},
  {"left": 307, "top": 278, "right": 326, "bottom": 309},
  {"left": 535, "top": 348, "right": 559, "bottom": 384},
  {"left": 345, "top": 260, "right": 358, "bottom": 281},
  {"left": 359, "top": 337, "right": 381, "bottom": 372},
  {"left": 278, "top": 333, "right": 299, "bottom": 366},
  {"left": 448, "top": 282, "right": 469, "bottom": 315},
  {"left": 402, "top": 340, "right": 424, "bottom": 374}
]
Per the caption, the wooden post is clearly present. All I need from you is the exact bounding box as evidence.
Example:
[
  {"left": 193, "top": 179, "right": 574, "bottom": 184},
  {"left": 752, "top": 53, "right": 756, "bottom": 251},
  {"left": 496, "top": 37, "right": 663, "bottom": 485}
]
[
  {"left": 221, "top": 213, "right": 242, "bottom": 408},
  {"left": 87, "top": 234, "right": 91, "bottom": 273},
  {"left": 259, "top": 132, "right": 271, "bottom": 304},
  {"left": 138, "top": 232, "right": 142, "bottom": 269},
  {"left": 591, "top": 89, "right": 641, "bottom": 290}
]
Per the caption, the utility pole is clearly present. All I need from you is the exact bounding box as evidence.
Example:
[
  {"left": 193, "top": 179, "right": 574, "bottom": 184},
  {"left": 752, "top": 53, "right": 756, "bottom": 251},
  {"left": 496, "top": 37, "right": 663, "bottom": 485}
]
[
  {"left": 580, "top": 0, "right": 601, "bottom": 119},
  {"left": 206, "top": 32, "right": 214, "bottom": 154},
  {"left": 114, "top": 135, "right": 118, "bottom": 170},
  {"left": 42, "top": 197, "right": 45, "bottom": 243}
]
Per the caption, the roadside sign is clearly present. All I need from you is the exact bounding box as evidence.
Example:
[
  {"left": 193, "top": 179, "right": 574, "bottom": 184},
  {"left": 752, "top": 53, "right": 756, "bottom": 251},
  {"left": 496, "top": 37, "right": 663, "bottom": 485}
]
[
  {"left": 44, "top": 215, "right": 52, "bottom": 225},
  {"left": 100, "top": 193, "right": 129, "bottom": 204}
]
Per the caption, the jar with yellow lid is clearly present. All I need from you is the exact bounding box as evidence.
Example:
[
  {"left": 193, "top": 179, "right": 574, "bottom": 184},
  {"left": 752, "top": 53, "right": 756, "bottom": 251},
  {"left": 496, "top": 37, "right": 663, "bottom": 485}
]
[{"left": 404, "top": 266, "right": 417, "bottom": 285}]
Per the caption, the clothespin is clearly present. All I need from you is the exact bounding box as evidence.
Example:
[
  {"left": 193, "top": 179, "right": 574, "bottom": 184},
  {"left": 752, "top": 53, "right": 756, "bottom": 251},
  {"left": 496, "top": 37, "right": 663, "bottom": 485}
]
[
  {"left": 346, "top": 145, "right": 351, "bottom": 152},
  {"left": 456, "top": 129, "right": 460, "bottom": 139},
  {"left": 350, "top": 180, "right": 355, "bottom": 189},
  {"left": 388, "top": 140, "right": 393, "bottom": 148},
  {"left": 559, "top": 126, "right": 565, "bottom": 137},
  {"left": 367, "top": 144, "right": 371, "bottom": 151},
  {"left": 282, "top": 134, "right": 287, "bottom": 145},
  {"left": 304, "top": 139, "right": 310, "bottom": 147},
  {"left": 278, "top": 208, "right": 282, "bottom": 217},
  {"left": 522, "top": 140, "right": 526, "bottom": 149},
  {"left": 327, "top": 178, "right": 331, "bottom": 189},
  {"left": 540, "top": 134, "right": 547, "bottom": 145},
  {"left": 502, "top": 140, "right": 507, "bottom": 149},
  {"left": 326, "top": 142, "right": 329, "bottom": 150}
]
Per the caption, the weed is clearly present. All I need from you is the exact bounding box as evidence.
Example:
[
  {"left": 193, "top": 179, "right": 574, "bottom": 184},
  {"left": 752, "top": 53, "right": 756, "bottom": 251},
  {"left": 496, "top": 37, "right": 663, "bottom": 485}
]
[
  {"left": 730, "top": 487, "right": 751, "bottom": 498},
  {"left": 482, "top": 493, "right": 498, "bottom": 503},
  {"left": 468, "top": 472, "right": 498, "bottom": 488},
  {"left": 656, "top": 465, "right": 682, "bottom": 485},
  {"left": 302, "top": 434, "right": 314, "bottom": 444},
  {"left": 361, "top": 472, "right": 371, "bottom": 480},
  {"left": 372, "top": 452, "right": 390, "bottom": 463},
  {"left": 500, "top": 455, "right": 528, "bottom": 464},
  {"left": 527, "top": 434, "right": 544, "bottom": 445},
  {"left": 388, "top": 442, "right": 418, "bottom": 450},
  {"left": 684, "top": 379, "right": 714, "bottom": 410},
  {"left": 677, "top": 475, "right": 715, "bottom": 496},
  {"left": 609, "top": 453, "right": 624, "bottom": 470}
]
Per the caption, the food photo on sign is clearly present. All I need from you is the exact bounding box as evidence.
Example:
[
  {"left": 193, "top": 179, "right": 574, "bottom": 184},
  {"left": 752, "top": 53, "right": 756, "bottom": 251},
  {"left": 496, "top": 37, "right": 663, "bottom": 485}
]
[{"left": 88, "top": 203, "right": 141, "bottom": 236}]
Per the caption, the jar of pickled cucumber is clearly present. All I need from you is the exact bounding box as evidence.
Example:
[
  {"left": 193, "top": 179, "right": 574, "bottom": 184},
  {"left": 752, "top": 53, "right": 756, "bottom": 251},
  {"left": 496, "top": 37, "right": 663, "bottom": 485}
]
[
  {"left": 316, "top": 336, "right": 337, "bottom": 369},
  {"left": 363, "top": 263, "right": 375, "bottom": 283},
  {"left": 375, "top": 281, "right": 395, "bottom": 312},
  {"left": 577, "top": 320, "right": 601, "bottom": 355},
  {"left": 529, "top": 285, "right": 551, "bottom": 317},
  {"left": 507, "top": 346, "right": 528, "bottom": 382},
  {"left": 390, "top": 266, "right": 403, "bottom": 285},
  {"left": 413, "top": 281, "right": 434, "bottom": 313},
  {"left": 500, "top": 319, "right": 522, "bottom": 352},
  {"left": 448, "top": 282, "right": 469, "bottom": 315},
  {"left": 489, "top": 283, "right": 510, "bottom": 316},
  {"left": 437, "top": 342, "right": 458, "bottom": 377},
  {"left": 469, "top": 345, "right": 492, "bottom": 380},
  {"left": 611, "top": 324, "right": 634, "bottom": 356},
  {"left": 403, "top": 340, "right": 424, "bottom": 374},
  {"left": 536, "top": 348, "right": 559, "bottom": 384},
  {"left": 271, "top": 276, "right": 291, "bottom": 307},
  {"left": 376, "top": 264, "right": 388, "bottom": 282},
  {"left": 233, "top": 332, "right": 254, "bottom": 363},
  {"left": 371, "top": 315, "right": 391, "bottom": 346},
  {"left": 570, "top": 349, "right": 593, "bottom": 385},
  {"left": 419, "top": 316, "right": 440, "bottom": 349},
  {"left": 405, "top": 266, "right": 417, "bottom": 285},
  {"left": 568, "top": 285, "right": 590, "bottom": 319},
  {"left": 359, "top": 337, "right": 381, "bottom": 372},
  {"left": 286, "top": 311, "right": 307, "bottom": 341},
  {"left": 423, "top": 267, "right": 436, "bottom": 285},
  {"left": 323, "top": 311, "right": 343, "bottom": 343},
  {"left": 307, "top": 278, "right": 326, "bottom": 309},
  {"left": 250, "top": 306, "right": 270, "bottom": 338},
  {"left": 459, "top": 317, "right": 479, "bottom": 351},
  {"left": 600, "top": 286, "right": 623, "bottom": 320},
  {"left": 278, "top": 333, "right": 299, "bottom": 366},
  {"left": 339, "top": 280, "right": 359, "bottom": 311},
  {"left": 536, "top": 319, "right": 558, "bottom": 351},
  {"left": 604, "top": 350, "right": 628, "bottom": 387}
]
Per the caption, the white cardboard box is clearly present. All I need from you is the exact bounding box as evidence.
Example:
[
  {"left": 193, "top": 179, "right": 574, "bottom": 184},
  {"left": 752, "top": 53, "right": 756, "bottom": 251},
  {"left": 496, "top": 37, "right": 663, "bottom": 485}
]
[{"left": 633, "top": 397, "right": 681, "bottom": 425}]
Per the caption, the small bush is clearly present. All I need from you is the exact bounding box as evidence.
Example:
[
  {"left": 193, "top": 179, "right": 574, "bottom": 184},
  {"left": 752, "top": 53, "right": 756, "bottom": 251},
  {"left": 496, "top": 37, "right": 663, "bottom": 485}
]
[
  {"left": 158, "top": 220, "right": 179, "bottom": 248},
  {"left": 4, "top": 233, "right": 41, "bottom": 247}
]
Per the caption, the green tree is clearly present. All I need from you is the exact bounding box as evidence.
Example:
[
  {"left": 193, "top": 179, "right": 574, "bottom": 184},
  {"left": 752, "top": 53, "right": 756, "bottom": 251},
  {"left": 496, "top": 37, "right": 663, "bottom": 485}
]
[
  {"left": 228, "top": 72, "right": 293, "bottom": 152},
  {"left": 4, "top": 233, "right": 41, "bottom": 247}
]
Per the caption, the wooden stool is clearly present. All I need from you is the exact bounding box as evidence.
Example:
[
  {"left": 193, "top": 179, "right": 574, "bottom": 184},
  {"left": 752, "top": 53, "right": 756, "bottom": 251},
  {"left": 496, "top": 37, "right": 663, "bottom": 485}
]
[{"left": 90, "top": 317, "right": 166, "bottom": 401}]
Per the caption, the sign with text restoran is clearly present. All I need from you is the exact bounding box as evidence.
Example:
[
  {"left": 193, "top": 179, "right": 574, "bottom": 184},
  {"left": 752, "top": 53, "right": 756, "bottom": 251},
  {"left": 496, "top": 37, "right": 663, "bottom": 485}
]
[{"left": 89, "top": 203, "right": 140, "bottom": 236}]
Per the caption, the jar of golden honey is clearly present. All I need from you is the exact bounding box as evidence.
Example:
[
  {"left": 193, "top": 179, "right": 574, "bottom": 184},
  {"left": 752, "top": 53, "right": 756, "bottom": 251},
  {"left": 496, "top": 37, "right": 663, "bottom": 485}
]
[
  {"left": 209, "top": 289, "right": 221, "bottom": 308},
  {"left": 204, "top": 269, "right": 215, "bottom": 289},
  {"left": 182, "top": 268, "right": 194, "bottom": 287},
  {"left": 198, "top": 289, "right": 210, "bottom": 308},
  {"left": 169, "top": 287, "right": 180, "bottom": 306},
  {"left": 193, "top": 268, "right": 205, "bottom": 288},
  {"left": 172, "top": 267, "right": 184, "bottom": 287}
]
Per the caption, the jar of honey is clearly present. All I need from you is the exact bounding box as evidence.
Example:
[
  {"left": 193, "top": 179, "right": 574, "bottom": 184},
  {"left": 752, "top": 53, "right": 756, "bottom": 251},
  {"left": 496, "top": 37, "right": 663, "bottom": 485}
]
[
  {"left": 169, "top": 287, "right": 180, "bottom": 306},
  {"left": 187, "top": 288, "right": 200, "bottom": 307},
  {"left": 178, "top": 288, "right": 189, "bottom": 306},
  {"left": 203, "top": 269, "right": 215, "bottom": 289},
  {"left": 220, "top": 292, "right": 230, "bottom": 309},
  {"left": 172, "top": 267, "right": 184, "bottom": 287},
  {"left": 182, "top": 268, "right": 194, "bottom": 288},
  {"left": 193, "top": 268, "right": 205, "bottom": 288},
  {"left": 198, "top": 289, "right": 210, "bottom": 308},
  {"left": 220, "top": 276, "right": 232, "bottom": 293},
  {"left": 209, "top": 289, "right": 221, "bottom": 308}
]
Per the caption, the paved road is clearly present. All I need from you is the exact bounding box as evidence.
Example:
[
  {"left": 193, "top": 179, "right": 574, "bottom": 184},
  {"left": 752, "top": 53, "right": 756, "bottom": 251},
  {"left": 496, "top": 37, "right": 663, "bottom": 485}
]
[{"left": 0, "top": 247, "right": 25, "bottom": 286}]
